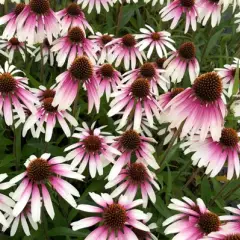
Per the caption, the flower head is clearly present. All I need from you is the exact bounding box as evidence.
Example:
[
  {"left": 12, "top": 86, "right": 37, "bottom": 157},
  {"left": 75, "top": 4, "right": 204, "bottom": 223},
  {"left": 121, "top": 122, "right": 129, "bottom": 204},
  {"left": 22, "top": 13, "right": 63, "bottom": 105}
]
[
  {"left": 57, "top": 2, "right": 93, "bottom": 34},
  {"left": 16, "top": 0, "right": 60, "bottom": 44},
  {"left": 71, "top": 193, "right": 150, "bottom": 239},
  {"left": 164, "top": 41, "right": 200, "bottom": 83},
  {"left": 10, "top": 153, "right": 84, "bottom": 222},
  {"left": 108, "top": 130, "right": 159, "bottom": 180},
  {"left": 135, "top": 25, "right": 175, "bottom": 58},
  {"left": 64, "top": 122, "right": 121, "bottom": 178},
  {"left": 0, "top": 62, "right": 38, "bottom": 126},
  {"left": 107, "top": 34, "right": 146, "bottom": 70},
  {"left": 165, "top": 72, "right": 226, "bottom": 141}
]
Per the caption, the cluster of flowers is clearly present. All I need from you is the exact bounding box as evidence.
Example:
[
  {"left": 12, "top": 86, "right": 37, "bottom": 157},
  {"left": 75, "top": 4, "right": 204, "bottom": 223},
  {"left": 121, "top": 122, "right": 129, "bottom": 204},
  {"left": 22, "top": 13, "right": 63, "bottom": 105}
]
[{"left": 0, "top": 0, "right": 239, "bottom": 239}]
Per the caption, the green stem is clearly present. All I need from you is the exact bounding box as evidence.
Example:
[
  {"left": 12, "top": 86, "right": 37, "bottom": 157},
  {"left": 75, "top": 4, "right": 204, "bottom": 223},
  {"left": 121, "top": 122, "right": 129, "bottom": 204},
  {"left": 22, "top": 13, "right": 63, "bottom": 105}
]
[
  {"left": 223, "top": 183, "right": 240, "bottom": 200},
  {"left": 183, "top": 168, "right": 200, "bottom": 190},
  {"left": 40, "top": 43, "right": 44, "bottom": 84},
  {"left": 116, "top": 1, "right": 125, "bottom": 36},
  {"left": 13, "top": 125, "right": 21, "bottom": 171},
  {"left": 173, "top": 158, "right": 192, "bottom": 183},
  {"left": 209, "top": 181, "right": 230, "bottom": 206},
  {"left": 72, "top": 82, "right": 81, "bottom": 119},
  {"left": 200, "top": 28, "right": 213, "bottom": 64}
]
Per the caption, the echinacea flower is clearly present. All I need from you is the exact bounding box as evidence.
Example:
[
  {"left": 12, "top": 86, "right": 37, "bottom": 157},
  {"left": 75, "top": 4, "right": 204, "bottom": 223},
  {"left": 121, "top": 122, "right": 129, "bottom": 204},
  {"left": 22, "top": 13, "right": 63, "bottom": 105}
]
[
  {"left": 122, "top": 62, "right": 169, "bottom": 95},
  {"left": 135, "top": 25, "right": 175, "bottom": 58},
  {"left": 52, "top": 56, "right": 100, "bottom": 113},
  {"left": 165, "top": 72, "right": 226, "bottom": 141},
  {"left": 0, "top": 37, "right": 35, "bottom": 63},
  {"left": 64, "top": 122, "right": 121, "bottom": 178},
  {"left": 164, "top": 41, "right": 200, "bottom": 83},
  {"left": 105, "top": 159, "right": 160, "bottom": 208},
  {"left": 71, "top": 193, "right": 150, "bottom": 239},
  {"left": 22, "top": 86, "right": 78, "bottom": 142},
  {"left": 107, "top": 34, "right": 146, "bottom": 70},
  {"left": 89, "top": 32, "right": 114, "bottom": 64},
  {"left": 34, "top": 38, "right": 54, "bottom": 66},
  {"left": 0, "top": 173, "right": 15, "bottom": 228},
  {"left": 198, "top": 0, "right": 222, "bottom": 27},
  {"left": 10, "top": 153, "right": 84, "bottom": 222},
  {"left": 203, "top": 231, "right": 240, "bottom": 240},
  {"left": 163, "top": 197, "right": 222, "bottom": 239},
  {"left": 95, "top": 63, "right": 121, "bottom": 101},
  {"left": 108, "top": 77, "right": 161, "bottom": 131},
  {"left": 0, "top": 3, "right": 25, "bottom": 39},
  {"left": 3, "top": 200, "right": 39, "bottom": 237},
  {"left": 108, "top": 129, "right": 159, "bottom": 181},
  {"left": 0, "top": 61, "right": 38, "bottom": 126},
  {"left": 16, "top": 0, "right": 60, "bottom": 44},
  {"left": 57, "top": 2, "right": 93, "bottom": 34},
  {"left": 51, "top": 27, "right": 99, "bottom": 67},
  {"left": 183, "top": 127, "right": 240, "bottom": 180},
  {"left": 160, "top": 0, "right": 199, "bottom": 33},
  {"left": 77, "top": 0, "right": 113, "bottom": 14},
  {"left": 215, "top": 60, "right": 240, "bottom": 97}
]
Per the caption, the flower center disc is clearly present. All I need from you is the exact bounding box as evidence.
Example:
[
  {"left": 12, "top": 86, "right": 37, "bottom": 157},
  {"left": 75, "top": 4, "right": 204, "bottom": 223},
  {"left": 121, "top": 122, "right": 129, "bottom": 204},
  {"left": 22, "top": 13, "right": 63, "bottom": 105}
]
[
  {"left": 128, "top": 162, "right": 147, "bottom": 184},
  {"left": 198, "top": 212, "right": 220, "bottom": 234},
  {"left": 0, "top": 73, "right": 16, "bottom": 93},
  {"left": 140, "top": 63, "right": 156, "bottom": 78},
  {"left": 29, "top": 0, "right": 50, "bottom": 15},
  {"left": 179, "top": 42, "right": 196, "bottom": 59},
  {"left": 170, "top": 88, "right": 184, "bottom": 99},
  {"left": 42, "top": 89, "right": 55, "bottom": 100},
  {"left": 131, "top": 78, "right": 150, "bottom": 98},
  {"left": 180, "top": 0, "right": 195, "bottom": 7},
  {"left": 43, "top": 97, "right": 57, "bottom": 112},
  {"left": 27, "top": 158, "right": 51, "bottom": 182},
  {"left": 101, "top": 35, "right": 113, "bottom": 45},
  {"left": 156, "top": 57, "right": 166, "bottom": 69},
  {"left": 83, "top": 135, "right": 102, "bottom": 153},
  {"left": 122, "top": 34, "right": 136, "bottom": 47},
  {"left": 100, "top": 64, "right": 114, "bottom": 78},
  {"left": 151, "top": 32, "right": 160, "bottom": 41},
  {"left": 225, "top": 234, "right": 240, "bottom": 240},
  {"left": 220, "top": 128, "right": 238, "bottom": 147},
  {"left": 120, "top": 130, "right": 141, "bottom": 151},
  {"left": 9, "top": 37, "right": 20, "bottom": 46},
  {"left": 67, "top": 3, "right": 81, "bottom": 16},
  {"left": 68, "top": 27, "right": 85, "bottom": 43},
  {"left": 103, "top": 203, "right": 127, "bottom": 230},
  {"left": 69, "top": 56, "right": 93, "bottom": 80},
  {"left": 193, "top": 72, "right": 222, "bottom": 102},
  {"left": 15, "top": 3, "right": 25, "bottom": 15}
]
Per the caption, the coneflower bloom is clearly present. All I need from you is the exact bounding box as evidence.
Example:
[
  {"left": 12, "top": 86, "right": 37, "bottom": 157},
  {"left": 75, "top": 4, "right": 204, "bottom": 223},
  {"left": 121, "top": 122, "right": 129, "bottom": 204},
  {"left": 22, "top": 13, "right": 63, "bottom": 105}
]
[
  {"left": 51, "top": 26, "right": 99, "bottom": 67},
  {"left": 77, "top": 0, "right": 113, "bottom": 14},
  {"left": 10, "top": 153, "right": 84, "bottom": 222},
  {"left": 0, "top": 3, "right": 25, "bottom": 39},
  {"left": 105, "top": 159, "right": 160, "bottom": 208},
  {"left": 160, "top": 0, "right": 199, "bottom": 33},
  {"left": 64, "top": 122, "right": 121, "bottom": 178},
  {"left": 52, "top": 56, "right": 100, "bottom": 113},
  {"left": 108, "top": 129, "right": 159, "bottom": 181},
  {"left": 122, "top": 62, "right": 169, "bottom": 95},
  {"left": 16, "top": 0, "right": 60, "bottom": 44},
  {"left": 22, "top": 86, "right": 78, "bottom": 142},
  {"left": 163, "top": 197, "right": 222, "bottom": 239},
  {"left": 57, "top": 2, "right": 93, "bottom": 34},
  {"left": 215, "top": 61, "right": 239, "bottom": 97},
  {"left": 34, "top": 38, "right": 54, "bottom": 66},
  {"left": 165, "top": 72, "right": 226, "bottom": 141},
  {"left": 0, "top": 37, "right": 35, "bottom": 63},
  {"left": 135, "top": 25, "right": 175, "bottom": 58},
  {"left": 164, "top": 41, "right": 199, "bottom": 83},
  {"left": 95, "top": 63, "right": 121, "bottom": 101},
  {"left": 3, "top": 201, "right": 39, "bottom": 237},
  {"left": 183, "top": 128, "right": 240, "bottom": 180},
  {"left": 107, "top": 34, "right": 146, "bottom": 70},
  {"left": 203, "top": 231, "right": 240, "bottom": 240},
  {"left": 89, "top": 32, "right": 114, "bottom": 64},
  {"left": 0, "top": 61, "right": 38, "bottom": 126},
  {"left": 198, "top": 0, "right": 222, "bottom": 27},
  {"left": 108, "top": 78, "right": 161, "bottom": 131},
  {"left": 71, "top": 193, "right": 150, "bottom": 239},
  {"left": 132, "top": 212, "right": 158, "bottom": 240},
  {"left": 0, "top": 174, "right": 15, "bottom": 228}
]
